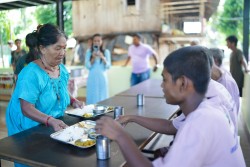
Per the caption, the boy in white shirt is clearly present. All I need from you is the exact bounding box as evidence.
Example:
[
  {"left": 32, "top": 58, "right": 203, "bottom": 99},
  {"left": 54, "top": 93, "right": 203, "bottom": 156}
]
[
  {"left": 95, "top": 46, "right": 245, "bottom": 167},
  {"left": 209, "top": 48, "right": 240, "bottom": 114}
]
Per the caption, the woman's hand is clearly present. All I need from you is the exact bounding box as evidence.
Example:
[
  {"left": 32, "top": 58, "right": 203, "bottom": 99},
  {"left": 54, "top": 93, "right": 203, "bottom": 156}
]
[
  {"left": 92, "top": 52, "right": 98, "bottom": 58},
  {"left": 48, "top": 117, "right": 68, "bottom": 131},
  {"left": 99, "top": 52, "right": 107, "bottom": 63},
  {"left": 95, "top": 116, "right": 125, "bottom": 141},
  {"left": 72, "top": 99, "right": 84, "bottom": 109},
  {"left": 90, "top": 52, "right": 98, "bottom": 64}
]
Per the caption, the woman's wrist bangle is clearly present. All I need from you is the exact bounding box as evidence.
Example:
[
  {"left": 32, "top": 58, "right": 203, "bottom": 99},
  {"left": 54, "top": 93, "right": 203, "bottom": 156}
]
[
  {"left": 45, "top": 116, "right": 52, "bottom": 127},
  {"left": 70, "top": 98, "right": 76, "bottom": 106}
]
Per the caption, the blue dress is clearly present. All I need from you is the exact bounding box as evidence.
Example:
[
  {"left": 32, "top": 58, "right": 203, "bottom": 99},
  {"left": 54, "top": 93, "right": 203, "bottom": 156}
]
[
  {"left": 6, "top": 62, "right": 70, "bottom": 136},
  {"left": 85, "top": 49, "right": 111, "bottom": 104}
]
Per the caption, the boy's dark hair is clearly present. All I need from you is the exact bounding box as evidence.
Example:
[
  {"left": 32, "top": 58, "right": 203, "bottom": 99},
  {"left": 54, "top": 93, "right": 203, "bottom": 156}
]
[
  {"left": 163, "top": 46, "right": 211, "bottom": 95},
  {"left": 133, "top": 33, "right": 142, "bottom": 40},
  {"left": 209, "top": 48, "right": 224, "bottom": 67},
  {"left": 15, "top": 39, "right": 21, "bottom": 43},
  {"left": 226, "top": 35, "right": 238, "bottom": 46}
]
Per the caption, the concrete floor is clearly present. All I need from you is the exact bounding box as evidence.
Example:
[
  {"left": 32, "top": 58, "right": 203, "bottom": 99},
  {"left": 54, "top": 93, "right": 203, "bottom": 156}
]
[
  {"left": 0, "top": 101, "right": 13, "bottom": 167},
  {"left": 0, "top": 101, "right": 249, "bottom": 167}
]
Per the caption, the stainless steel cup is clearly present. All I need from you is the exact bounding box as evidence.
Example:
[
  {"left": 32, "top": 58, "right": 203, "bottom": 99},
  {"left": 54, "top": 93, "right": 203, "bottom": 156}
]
[
  {"left": 114, "top": 106, "right": 124, "bottom": 119},
  {"left": 96, "top": 135, "right": 110, "bottom": 160},
  {"left": 137, "top": 94, "right": 144, "bottom": 106}
]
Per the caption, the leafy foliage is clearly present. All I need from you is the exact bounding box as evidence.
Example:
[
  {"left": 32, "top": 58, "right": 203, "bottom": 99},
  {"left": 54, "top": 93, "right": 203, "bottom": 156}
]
[
  {"left": 216, "top": 0, "right": 243, "bottom": 39},
  {"left": 0, "top": 11, "right": 11, "bottom": 44},
  {"left": 35, "top": 2, "right": 72, "bottom": 36}
]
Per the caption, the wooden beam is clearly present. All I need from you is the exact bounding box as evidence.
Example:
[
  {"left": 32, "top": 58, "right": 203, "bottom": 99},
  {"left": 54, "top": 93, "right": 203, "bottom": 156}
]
[
  {"left": 174, "top": 16, "right": 200, "bottom": 21},
  {"left": 161, "top": 4, "right": 200, "bottom": 11},
  {"left": 0, "top": 5, "right": 9, "bottom": 10},
  {"left": 37, "top": 0, "right": 55, "bottom": 3},
  {"left": 7, "top": 2, "right": 27, "bottom": 8},
  {"left": 162, "top": 0, "right": 207, "bottom": 6},
  {"left": 164, "top": 9, "right": 199, "bottom": 14},
  {"left": 0, "top": 3, "right": 21, "bottom": 8},
  {"left": 22, "top": 0, "right": 41, "bottom": 6},
  {"left": 0, "top": 0, "right": 18, "bottom": 4}
]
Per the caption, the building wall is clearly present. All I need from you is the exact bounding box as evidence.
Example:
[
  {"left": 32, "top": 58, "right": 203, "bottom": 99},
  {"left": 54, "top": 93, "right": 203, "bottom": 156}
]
[{"left": 72, "top": 0, "right": 161, "bottom": 37}]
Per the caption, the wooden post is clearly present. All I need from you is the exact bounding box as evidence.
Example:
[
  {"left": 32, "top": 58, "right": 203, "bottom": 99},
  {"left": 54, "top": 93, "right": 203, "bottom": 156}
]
[
  {"left": 243, "top": 0, "right": 249, "bottom": 62},
  {"left": 199, "top": 0, "right": 205, "bottom": 35},
  {"left": 56, "top": 0, "right": 65, "bottom": 64}
]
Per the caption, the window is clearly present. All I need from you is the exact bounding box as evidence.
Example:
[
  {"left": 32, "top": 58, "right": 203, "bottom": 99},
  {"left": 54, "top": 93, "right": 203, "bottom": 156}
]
[
  {"left": 123, "top": 0, "right": 140, "bottom": 15},
  {"left": 127, "top": 0, "right": 136, "bottom": 6},
  {"left": 183, "top": 22, "right": 201, "bottom": 34}
]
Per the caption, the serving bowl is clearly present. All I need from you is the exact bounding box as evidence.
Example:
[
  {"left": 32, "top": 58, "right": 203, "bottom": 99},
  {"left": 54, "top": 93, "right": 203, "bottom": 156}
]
[
  {"left": 93, "top": 106, "right": 106, "bottom": 115},
  {"left": 88, "top": 128, "right": 99, "bottom": 139}
]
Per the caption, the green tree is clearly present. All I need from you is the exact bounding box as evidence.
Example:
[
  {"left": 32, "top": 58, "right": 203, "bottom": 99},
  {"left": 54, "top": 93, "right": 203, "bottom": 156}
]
[
  {"left": 35, "top": 2, "right": 72, "bottom": 36},
  {"left": 0, "top": 11, "right": 11, "bottom": 44},
  {"left": 216, "top": 0, "right": 243, "bottom": 39}
]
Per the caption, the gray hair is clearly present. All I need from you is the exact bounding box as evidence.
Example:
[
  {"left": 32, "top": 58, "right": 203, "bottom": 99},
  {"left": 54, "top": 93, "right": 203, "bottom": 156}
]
[{"left": 209, "top": 48, "right": 224, "bottom": 67}]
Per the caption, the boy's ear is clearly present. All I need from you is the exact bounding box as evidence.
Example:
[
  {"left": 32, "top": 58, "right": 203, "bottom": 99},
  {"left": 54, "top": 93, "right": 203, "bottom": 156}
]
[{"left": 177, "top": 76, "right": 188, "bottom": 92}]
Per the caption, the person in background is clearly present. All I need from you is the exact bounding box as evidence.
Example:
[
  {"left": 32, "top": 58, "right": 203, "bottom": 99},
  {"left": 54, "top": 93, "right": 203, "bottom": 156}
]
[
  {"left": 11, "top": 39, "right": 26, "bottom": 72},
  {"left": 209, "top": 48, "right": 240, "bottom": 115},
  {"left": 85, "top": 34, "right": 111, "bottom": 104},
  {"left": 226, "top": 35, "right": 249, "bottom": 97},
  {"left": 95, "top": 46, "right": 245, "bottom": 167},
  {"left": 6, "top": 24, "right": 83, "bottom": 138},
  {"left": 190, "top": 39, "right": 200, "bottom": 46},
  {"left": 14, "top": 31, "right": 40, "bottom": 76},
  {"left": 7, "top": 40, "right": 16, "bottom": 51},
  {"left": 211, "top": 48, "right": 226, "bottom": 69},
  {"left": 123, "top": 33, "right": 159, "bottom": 86},
  {"left": 6, "top": 40, "right": 15, "bottom": 66}
]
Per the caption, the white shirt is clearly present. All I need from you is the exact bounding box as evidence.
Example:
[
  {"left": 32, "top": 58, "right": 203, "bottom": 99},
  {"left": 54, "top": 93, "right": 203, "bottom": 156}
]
[
  {"left": 217, "top": 69, "right": 240, "bottom": 114},
  {"left": 153, "top": 100, "right": 245, "bottom": 167},
  {"left": 173, "top": 79, "right": 238, "bottom": 133},
  {"left": 128, "top": 43, "right": 156, "bottom": 74}
]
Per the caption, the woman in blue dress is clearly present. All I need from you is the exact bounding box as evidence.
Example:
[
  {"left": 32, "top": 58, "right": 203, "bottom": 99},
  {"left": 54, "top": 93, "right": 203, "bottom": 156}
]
[
  {"left": 6, "top": 24, "right": 83, "bottom": 137},
  {"left": 85, "top": 34, "right": 111, "bottom": 104}
]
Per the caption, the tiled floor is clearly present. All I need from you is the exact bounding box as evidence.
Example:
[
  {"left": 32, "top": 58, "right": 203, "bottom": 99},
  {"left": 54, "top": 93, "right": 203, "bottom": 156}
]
[{"left": 0, "top": 101, "right": 249, "bottom": 167}]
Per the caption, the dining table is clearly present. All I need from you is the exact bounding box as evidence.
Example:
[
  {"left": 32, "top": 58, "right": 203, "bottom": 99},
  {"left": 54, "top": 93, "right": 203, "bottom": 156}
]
[
  {"left": 0, "top": 79, "right": 178, "bottom": 167},
  {"left": 117, "top": 78, "right": 164, "bottom": 98}
]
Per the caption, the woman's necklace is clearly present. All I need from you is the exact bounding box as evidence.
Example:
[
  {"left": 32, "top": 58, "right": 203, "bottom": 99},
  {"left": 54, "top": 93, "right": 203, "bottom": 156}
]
[{"left": 40, "top": 58, "right": 61, "bottom": 102}]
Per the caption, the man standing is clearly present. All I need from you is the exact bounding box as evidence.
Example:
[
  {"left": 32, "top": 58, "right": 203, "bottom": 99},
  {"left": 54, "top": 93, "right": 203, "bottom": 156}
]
[
  {"left": 124, "top": 34, "right": 159, "bottom": 86},
  {"left": 11, "top": 39, "right": 26, "bottom": 72},
  {"left": 226, "top": 35, "right": 249, "bottom": 97}
]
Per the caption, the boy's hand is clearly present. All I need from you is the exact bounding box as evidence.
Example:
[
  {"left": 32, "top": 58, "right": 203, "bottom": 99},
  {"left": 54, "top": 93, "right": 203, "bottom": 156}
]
[
  {"left": 95, "top": 116, "right": 125, "bottom": 141},
  {"left": 116, "top": 115, "right": 132, "bottom": 127}
]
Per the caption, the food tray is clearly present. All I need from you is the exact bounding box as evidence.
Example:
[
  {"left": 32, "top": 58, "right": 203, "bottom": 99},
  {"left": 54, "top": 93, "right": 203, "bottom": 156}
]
[
  {"left": 65, "top": 105, "right": 114, "bottom": 118},
  {"left": 50, "top": 120, "right": 96, "bottom": 148}
]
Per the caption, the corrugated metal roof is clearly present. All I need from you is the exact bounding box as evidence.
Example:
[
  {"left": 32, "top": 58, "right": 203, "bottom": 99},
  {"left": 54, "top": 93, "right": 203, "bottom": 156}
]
[{"left": 0, "top": 0, "right": 70, "bottom": 10}]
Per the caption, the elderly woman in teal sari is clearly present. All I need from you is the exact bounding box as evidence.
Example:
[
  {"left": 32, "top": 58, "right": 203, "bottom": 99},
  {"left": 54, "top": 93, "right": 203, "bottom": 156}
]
[
  {"left": 6, "top": 24, "right": 83, "bottom": 138},
  {"left": 6, "top": 24, "right": 84, "bottom": 167}
]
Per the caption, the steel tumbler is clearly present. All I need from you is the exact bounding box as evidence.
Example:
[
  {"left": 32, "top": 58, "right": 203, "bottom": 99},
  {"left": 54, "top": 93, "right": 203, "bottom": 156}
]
[
  {"left": 114, "top": 106, "right": 124, "bottom": 119},
  {"left": 96, "top": 135, "right": 110, "bottom": 160},
  {"left": 137, "top": 94, "right": 144, "bottom": 106}
]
